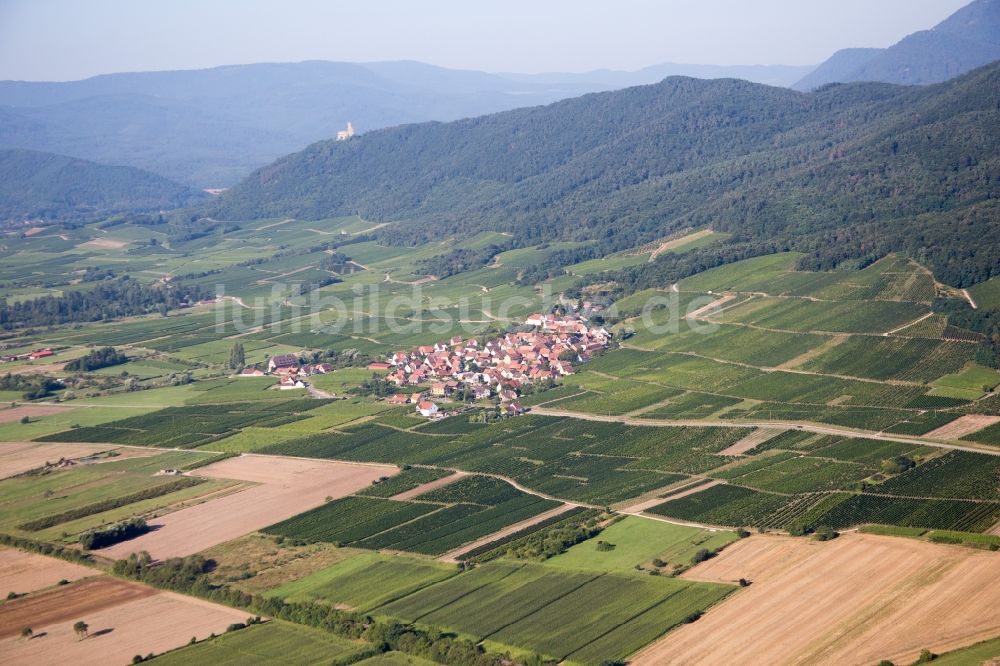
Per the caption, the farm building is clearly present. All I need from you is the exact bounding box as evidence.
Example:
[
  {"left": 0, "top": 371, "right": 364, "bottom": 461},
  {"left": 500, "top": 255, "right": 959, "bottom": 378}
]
[
  {"left": 416, "top": 400, "right": 439, "bottom": 417},
  {"left": 268, "top": 354, "right": 299, "bottom": 374}
]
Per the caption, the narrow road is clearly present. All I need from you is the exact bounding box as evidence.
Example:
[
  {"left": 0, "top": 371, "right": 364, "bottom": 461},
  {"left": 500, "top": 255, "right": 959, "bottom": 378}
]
[
  {"left": 885, "top": 312, "right": 934, "bottom": 336},
  {"left": 305, "top": 383, "right": 335, "bottom": 399},
  {"left": 437, "top": 503, "right": 579, "bottom": 562},
  {"left": 529, "top": 407, "right": 1000, "bottom": 457},
  {"left": 963, "top": 288, "right": 978, "bottom": 310}
]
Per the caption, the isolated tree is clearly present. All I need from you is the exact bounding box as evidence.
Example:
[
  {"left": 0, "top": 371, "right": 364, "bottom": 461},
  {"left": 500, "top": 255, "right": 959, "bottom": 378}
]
[
  {"left": 228, "top": 343, "right": 246, "bottom": 370},
  {"left": 19, "top": 415, "right": 29, "bottom": 424},
  {"left": 73, "top": 620, "right": 89, "bottom": 640},
  {"left": 20, "top": 627, "right": 32, "bottom": 640}
]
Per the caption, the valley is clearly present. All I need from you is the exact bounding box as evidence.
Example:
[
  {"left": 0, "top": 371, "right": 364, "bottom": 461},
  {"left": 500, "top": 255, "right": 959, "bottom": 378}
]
[
  {"left": 2, "top": 4, "right": 1000, "bottom": 661},
  {"left": 1, "top": 205, "right": 1000, "bottom": 664}
]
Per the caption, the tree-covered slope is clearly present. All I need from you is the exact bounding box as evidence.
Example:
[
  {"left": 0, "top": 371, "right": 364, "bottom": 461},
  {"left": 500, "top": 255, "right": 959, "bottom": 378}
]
[
  {"left": 0, "top": 148, "right": 209, "bottom": 225},
  {"left": 205, "top": 62, "right": 1000, "bottom": 287},
  {"left": 795, "top": 0, "right": 1000, "bottom": 89},
  {"left": 0, "top": 60, "right": 812, "bottom": 188}
]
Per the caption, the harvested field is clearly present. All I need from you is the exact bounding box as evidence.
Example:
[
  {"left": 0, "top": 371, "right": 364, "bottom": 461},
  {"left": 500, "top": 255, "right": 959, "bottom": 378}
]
[
  {"left": 0, "top": 405, "right": 75, "bottom": 424},
  {"left": 0, "top": 549, "right": 97, "bottom": 596},
  {"left": 926, "top": 415, "right": 1000, "bottom": 441},
  {"left": 0, "top": 583, "right": 247, "bottom": 665},
  {"left": 0, "top": 441, "right": 135, "bottom": 479},
  {"left": 634, "top": 533, "right": 1000, "bottom": 665},
  {"left": 390, "top": 471, "right": 467, "bottom": 501},
  {"left": 98, "top": 454, "right": 395, "bottom": 559},
  {"left": 0, "top": 577, "right": 153, "bottom": 639},
  {"left": 78, "top": 238, "right": 127, "bottom": 249},
  {"left": 719, "top": 428, "right": 786, "bottom": 456}
]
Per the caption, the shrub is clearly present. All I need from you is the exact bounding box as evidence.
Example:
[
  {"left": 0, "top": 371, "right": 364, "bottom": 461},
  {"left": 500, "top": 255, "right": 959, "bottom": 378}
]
[{"left": 691, "top": 548, "right": 713, "bottom": 564}]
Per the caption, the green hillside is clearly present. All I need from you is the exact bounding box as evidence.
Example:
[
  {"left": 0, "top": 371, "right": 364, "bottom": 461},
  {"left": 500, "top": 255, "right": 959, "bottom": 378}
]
[
  {"left": 205, "top": 62, "right": 1000, "bottom": 289},
  {"left": 0, "top": 148, "right": 209, "bottom": 225}
]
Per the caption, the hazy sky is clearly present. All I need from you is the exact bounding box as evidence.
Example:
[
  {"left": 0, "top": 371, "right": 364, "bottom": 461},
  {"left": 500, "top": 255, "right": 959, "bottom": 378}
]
[{"left": 0, "top": 0, "right": 972, "bottom": 81}]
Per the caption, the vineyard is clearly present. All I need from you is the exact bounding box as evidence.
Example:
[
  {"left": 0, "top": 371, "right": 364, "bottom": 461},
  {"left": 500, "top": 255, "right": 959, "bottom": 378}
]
[
  {"left": 263, "top": 497, "right": 439, "bottom": 544},
  {"left": 356, "top": 468, "right": 451, "bottom": 498},
  {"left": 263, "top": 475, "right": 559, "bottom": 556},
  {"left": 375, "top": 561, "right": 734, "bottom": 665},
  {"left": 270, "top": 552, "right": 459, "bottom": 612},
  {"left": 38, "top": 400, "right": 329, "bottom": 449}
]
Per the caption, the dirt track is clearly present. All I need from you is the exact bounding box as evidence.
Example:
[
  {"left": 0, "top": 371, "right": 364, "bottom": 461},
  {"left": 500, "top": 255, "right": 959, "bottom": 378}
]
[
  {"left": 390, "top": 471, "right": 467, "bottom": 501},
  {"left": 98, "top": 454, "right": 395, "bottom": 560},
  {"left": 718, "top": 428, "right": 785, "bottom": 455},
  {"left": 633, "top": 533, "right": 1000, "bottom": 665},
  {"left": 0, "top": 405, "right": 74, "bottom": 424},
  {"left": 438, "top": 502, "right": 576, "bottom": 563}
]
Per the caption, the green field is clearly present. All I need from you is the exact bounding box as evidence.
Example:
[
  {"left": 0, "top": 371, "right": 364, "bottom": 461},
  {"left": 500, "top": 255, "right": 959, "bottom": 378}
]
[
  {"left": 270, "top": 552, "right": 459, "bottom": 611},
  {"left": 0, "top": 449, "right": 228, "bottom": 542},
  {"left": 149, "top": 621, "right": 370, "bottom": 665},
  {"left": 545, "top": 517, "right": 738, "bottom": 573},
  {"left": 376, "top": 561, "right": 734, "bottom": 665}
]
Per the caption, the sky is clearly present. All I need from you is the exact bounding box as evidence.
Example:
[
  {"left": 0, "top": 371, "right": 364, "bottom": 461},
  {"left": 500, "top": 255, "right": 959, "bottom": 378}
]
[{"left": 0, "top": 0, "right": 973, "bottom": 81}]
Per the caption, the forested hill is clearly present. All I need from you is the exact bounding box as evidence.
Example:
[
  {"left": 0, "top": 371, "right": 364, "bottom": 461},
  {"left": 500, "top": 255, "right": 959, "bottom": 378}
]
[
  {"left": 795, "top": 0, "right": 1000, "bottom": 89},
  {"left": 0, "top": 149, "right": 209, "bottom": 226},
  {"left": 205, "top": 61, "right": 1000, "bottom": 288}
]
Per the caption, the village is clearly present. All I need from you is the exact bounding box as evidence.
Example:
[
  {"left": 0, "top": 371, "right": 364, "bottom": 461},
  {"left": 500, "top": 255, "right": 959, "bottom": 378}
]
[
  {"left": 373, "top": 312, "right": 610, "bottom": 418},
  {"left": 241, "top": 312, "right": 611, "bottom": 417}
]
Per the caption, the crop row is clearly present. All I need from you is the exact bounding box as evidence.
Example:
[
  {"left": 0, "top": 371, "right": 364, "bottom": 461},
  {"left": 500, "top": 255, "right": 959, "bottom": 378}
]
[
  {"left": 870, "top": 451, "right": 1000, "bottom": 500},
  {"left": 263, "top": 496, "right": 438, "bottom": 544}
]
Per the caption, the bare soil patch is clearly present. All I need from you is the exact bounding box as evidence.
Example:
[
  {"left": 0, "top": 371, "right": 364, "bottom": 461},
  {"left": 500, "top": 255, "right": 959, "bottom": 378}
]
[
  {"left": 648, "top": 229, "right": 715, "bottom": 261},
  {"left": 390, "top": 471, "right": 468, "bottom": 501},
  {"left": 686, "top": 294, "right": 736, "bottom": 320},
  {"left": 926, "top": 415, "right": 1000, "bottom": 441},
  {"left": 778, "top": 334, "right": 847, "bottom": 369},
  {"left": 0, "top": 577, "right": 153, "bottom": 639},
  {"left": 4, "top": 361, "right": 67, "bottom": 375},
  {"left": 0, "top": 549, "right": 98, "bottom": 596},
  {"left": 719, "top": 428, "right": 786, "bottom": 456},
  {"left": 78, "top": 238, "right": 127, "bottom": 250},
  {"left": 0, "top": 587, "right": 246, "bottom": 665},
  {"left": 204, "top": 534, "right": 358, "bottom": 593},
  {"left": 622, "top": 479, "right": 723, "bottom": 514},
  {"left": 0, "top": 405, "right": 74, "bottom": 424},
  {"left": 98, "top": 454, "right": 395, "bottom": 560},
  {"left": 634, "top": 533, "right": 1000, "bottom": 665},
  {"left": 0, "top": 442, "right": 125, "bottom": 479}
]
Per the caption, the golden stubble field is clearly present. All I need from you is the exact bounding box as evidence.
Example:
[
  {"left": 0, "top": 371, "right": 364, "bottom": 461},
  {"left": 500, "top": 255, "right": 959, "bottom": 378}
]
[
  {"left": 98, "top": 453, "right": 396, "bottom": 560},
  {"left": 0, "top": 441, "right": 156, "bottom": 479},
  {"left": 633, "top": 532, "right": 1000, "bottom": 666},
  {"left": 0, "top": 576, "right": 247, "bottom": 665}
]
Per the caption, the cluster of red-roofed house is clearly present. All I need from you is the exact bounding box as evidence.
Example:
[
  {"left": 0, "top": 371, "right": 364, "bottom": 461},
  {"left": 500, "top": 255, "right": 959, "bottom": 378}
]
[
  {"left": 374, "top": 313, "right": 610, "bottom": 418},
  {"left": 237, "top": 353, "right": 334, "bottom": 389},
  {"left": 1, "top": 347, "right": 55, "bottom": 363}
]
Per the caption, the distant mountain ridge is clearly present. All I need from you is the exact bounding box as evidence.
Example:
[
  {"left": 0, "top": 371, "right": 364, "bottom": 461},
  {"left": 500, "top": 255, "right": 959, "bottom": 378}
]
[
  {"left": 0, "top": 148, "right": 209, "bottom": 225},
  {"left": 204, "top": 61, "right": 1000, "bottom": 288},
  {"left": 795, "top": 0, "right": 1000, "bottom": 89},
  {"left": 0, "top": 60, "right": 814, "bottom": 188}
]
